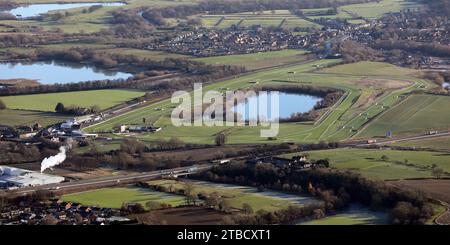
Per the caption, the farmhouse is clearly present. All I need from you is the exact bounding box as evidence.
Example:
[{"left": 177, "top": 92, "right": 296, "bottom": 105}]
[
  {"left": 0, "top": 166, "right": 65, "bottom": 189},
  {"left": 60, "top": 119, "right": 81, "bottom": 130}
]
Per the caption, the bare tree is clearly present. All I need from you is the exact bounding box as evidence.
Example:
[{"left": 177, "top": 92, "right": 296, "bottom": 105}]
[
  {"left": 184, "top": 182, "right": 196, "bottom": 205},
  {"left": 215, "top": 133, "right": 227, "bottom": 146},
  {"left": 0, "top": 99, "right": 6, "bottom": 110},
  {"left": 242, "top": 203, "right": 253, "bottom": 214},
  {"left": 432, "top": 167, "right": 444, "bottom": 179}
]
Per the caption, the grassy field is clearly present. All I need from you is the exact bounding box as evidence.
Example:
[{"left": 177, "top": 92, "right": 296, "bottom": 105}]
[
  {"left": 195, "top": 49, "right": 309, "bottom": 70},
  {"left": 298, "top": 204, "right": 388, "bottom": 225},
  {"left": 339, "top": 0, "right": 422, "bottom": 19},
  {"left": 150, "top": 180, "right": 318, "bottom": 212},
  {"left": 86, "top": 60, "right": 430, "bottom": 144},
  {"left": 392, "top": 136, "right": 450, "bottom": 151},
  {"left": 0, "top": 89, "right": 145, "bottom": 112},
  {"left": 0, "top": 109, "right": 69, "bottom": 126},
  {"left": 62, "top": 187, "right": 187, "bottom": 209},
  {"left": 284, "top": 148, "right": 450, "bottom": 180},
  {"left": 102, "top": 48, "right": 191, "bottom": 60},
  {"left": 358, "top": 94, "right": 450, "bottom": 138},
  {"left": 199, "top": 10, "right": 321, "bottom": 29}
]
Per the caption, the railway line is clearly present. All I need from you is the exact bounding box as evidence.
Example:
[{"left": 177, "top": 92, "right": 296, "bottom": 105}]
[{"left": 8, "top": 164, "right": 213, "bottom": 196}]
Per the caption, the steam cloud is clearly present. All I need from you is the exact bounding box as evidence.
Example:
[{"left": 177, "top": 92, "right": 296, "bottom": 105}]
[{"left": 40, "top": 146, "right": 67, "bottom": 173}]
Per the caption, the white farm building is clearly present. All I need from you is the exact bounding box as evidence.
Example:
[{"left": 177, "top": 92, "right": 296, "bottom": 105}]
[{"left": 0, "top": 166, "right": 65, "bottom": 189}]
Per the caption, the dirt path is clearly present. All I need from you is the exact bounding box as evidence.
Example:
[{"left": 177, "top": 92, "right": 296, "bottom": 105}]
[{"left": 435, "top": 200, "right": 450, "bottom": 225}]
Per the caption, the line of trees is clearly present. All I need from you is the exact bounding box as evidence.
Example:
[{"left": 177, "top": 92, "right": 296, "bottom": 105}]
[
  {"left": 0, "top": 139, "right": 61, "bottom": 165},
  {"left": 373, "top": 40, "right": 450, "bottom": 58},
  {"left": 54, "top": 102, "right": 100, "bottom": 116},
  {"left": 0, "top": 1, "right": 18, "bottom": 11},
  {"left": 195, "top": 162, "right": 434, "bottom": 224},
  {"left": 335, "top": 40, "right": 382, "bottom": 63},
  {"left": 62, "top": 138, "right": 293, "bottom": 172},
  {"left": 111, "top": 10, "right": 155, "bottom": 37}
]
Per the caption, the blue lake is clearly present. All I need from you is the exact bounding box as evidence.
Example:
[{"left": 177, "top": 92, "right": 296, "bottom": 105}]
[
  {"left": 0, "top": 61, "right": 133, "bottom": 85},
  {"left": 4, "top": 2, "right": 125, "bottom": 18},
  {"left": 233, "top": 92, "right": 322, "bottom": 120}
]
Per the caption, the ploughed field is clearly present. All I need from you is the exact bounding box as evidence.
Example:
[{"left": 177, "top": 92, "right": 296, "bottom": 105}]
[
  {"left": 129, "top": 206, "right": 229, "bottom": 225},
  {"left": 388, "top": 179, "right": 450, "bottom": 204},
  {"left": 388, "top": 179, "right": 450, "bottom": 224}
]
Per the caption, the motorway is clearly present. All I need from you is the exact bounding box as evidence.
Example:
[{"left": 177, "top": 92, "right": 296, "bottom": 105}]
[
  {"left": 354, "top": 131, "right": 450, "bottom": 147},
  {"left": 9, "top": 164, "right": 213, "bottom": 196}
]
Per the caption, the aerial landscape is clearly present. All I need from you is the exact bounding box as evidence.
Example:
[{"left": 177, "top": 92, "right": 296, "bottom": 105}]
[{"left": 0, "top": 0, "right": 449, "bottom": 230}]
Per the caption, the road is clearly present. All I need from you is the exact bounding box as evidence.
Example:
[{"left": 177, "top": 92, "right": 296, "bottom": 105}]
[
  {"left": 9, "top": 164, "right": 213, "bottom": 196},
  {"left": 354, "top": 131, "right": 450, "bottom": 147}
]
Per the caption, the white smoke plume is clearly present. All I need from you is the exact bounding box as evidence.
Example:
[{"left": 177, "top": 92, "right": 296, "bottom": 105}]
[{"left": 40, "top": 146, "right": 67, "bottom": 173}]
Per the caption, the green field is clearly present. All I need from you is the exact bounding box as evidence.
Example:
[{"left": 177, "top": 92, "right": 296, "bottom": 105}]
[
  {"left": 298, "top": 204, "right": 388, "bottom": 225},
  {"left": 0, "top": 109, "right": 69, "bottom": 126},
  {"left": 358, "top": 94, "right": 450, "bottom": 138},
  {"left": 195, "top": 49, "right": 309, "bottom": 70},
  {"left": 150, "top": 180, "right": 318, "bottom": 212},
  {"left": 0, "top": 89, "right": 145, "bottom": 112},
  {"left": 87, "top": 60, "right": 430, "bottom": 145},
  {"left": 339, "top": 0, "right": 422, "bottom": 19},
  {"left": 62, "top": 187, "right": 187, "bottom": 209},
  {"left": 199, "top": 10, "right": 321, "bottom": 29},
  {"left": 284, "top": 148, "right": 450, "bottom": 180},
  {"left": 392, "top": 136, "right": 450, "bottom": 151},
  {"left": 102, "top": 48, "right": 191, "bottom": 60}
]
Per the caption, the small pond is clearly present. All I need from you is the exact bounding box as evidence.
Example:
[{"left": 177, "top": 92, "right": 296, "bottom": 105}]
[{"left": 233, "top": 91, "right": 323, "bottom": 120}]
